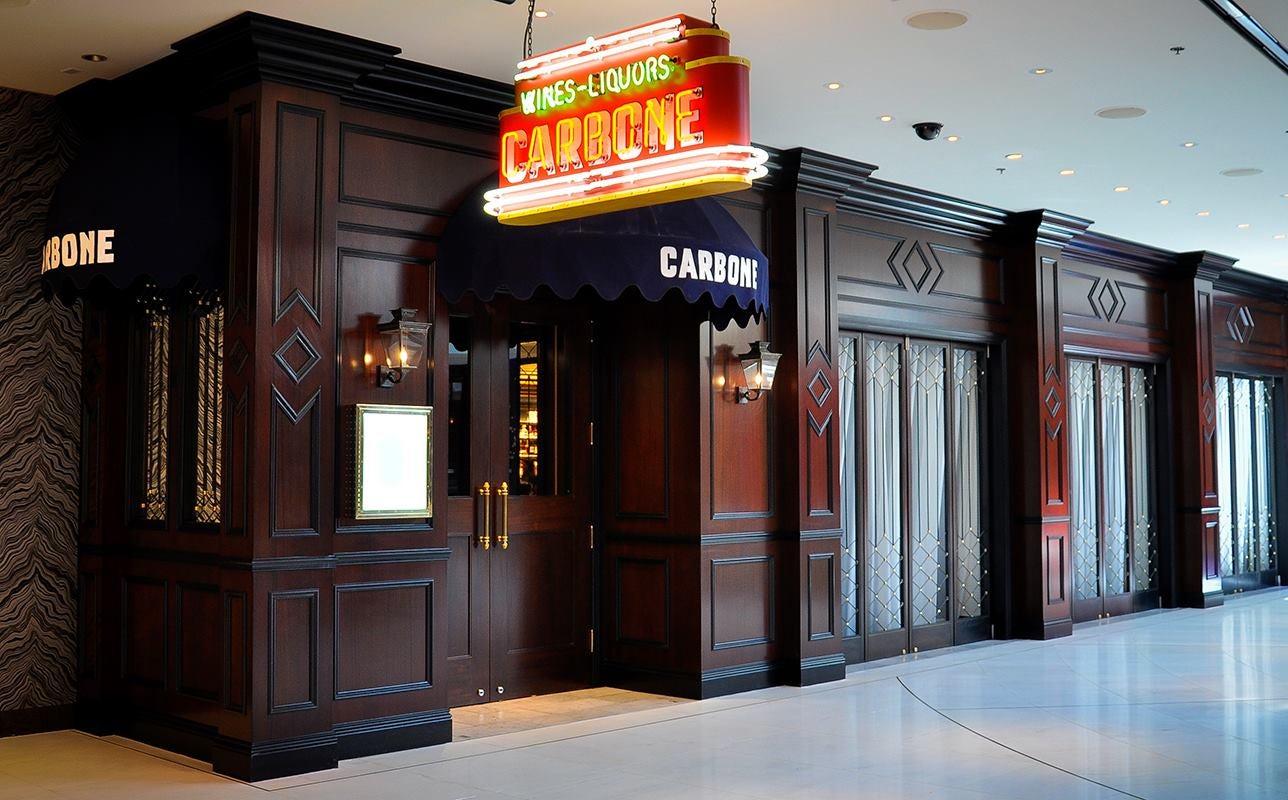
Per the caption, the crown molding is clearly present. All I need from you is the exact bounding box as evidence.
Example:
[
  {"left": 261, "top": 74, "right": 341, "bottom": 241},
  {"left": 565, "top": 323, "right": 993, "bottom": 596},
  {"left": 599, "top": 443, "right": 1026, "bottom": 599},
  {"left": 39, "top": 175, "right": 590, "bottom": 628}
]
[
  {"left": 841, "top": 178, "right": 1010, "bottom": 240},
  {"left": 172, "top": 12, "right": 401, "bottom": 97},
  {"left": 1213, "top": 268, "right": 1288, "bottom": 300},
  {"left": 1007, "top": 209, "right": 1094, "bottom": 250},
  {"left": 1178, "top": 250, "right": 1239, "bottom": 284},
  {"left": 348, "top": 59, "right": 511, "bottom": 132},
  {"left": 769, "top": 147, "right": 877, "bottom": 200},
  {"left": 1063, "top": 230, "right": 1180, "bottom": 277}
]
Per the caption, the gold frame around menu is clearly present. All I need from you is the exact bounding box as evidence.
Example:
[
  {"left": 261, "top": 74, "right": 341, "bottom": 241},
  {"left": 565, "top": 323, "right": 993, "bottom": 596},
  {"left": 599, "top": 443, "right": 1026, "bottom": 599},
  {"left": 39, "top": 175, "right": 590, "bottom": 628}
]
[{"left": 353, "top": 403, "right": 433, "bottom": 520}]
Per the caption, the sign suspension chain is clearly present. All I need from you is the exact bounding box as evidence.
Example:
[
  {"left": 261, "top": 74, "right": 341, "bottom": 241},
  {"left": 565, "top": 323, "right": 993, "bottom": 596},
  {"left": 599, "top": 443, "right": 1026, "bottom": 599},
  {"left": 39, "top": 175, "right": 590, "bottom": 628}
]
[
  {"left": 711, "top": 0, "right": 718, "bottom": 28},
  {"left": 524, "top": 0, "right": 536, "bottom": 60}
]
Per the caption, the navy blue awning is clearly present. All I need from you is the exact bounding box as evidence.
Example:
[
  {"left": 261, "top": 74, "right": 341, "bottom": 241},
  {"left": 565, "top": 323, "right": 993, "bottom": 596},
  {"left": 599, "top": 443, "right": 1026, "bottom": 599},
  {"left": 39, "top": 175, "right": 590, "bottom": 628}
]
[
  {"left": 438, "top": 183, "right": 768, "bottom": 321},
  {"left": 41, "top": 113, "right": 227, "bottom": 302}
]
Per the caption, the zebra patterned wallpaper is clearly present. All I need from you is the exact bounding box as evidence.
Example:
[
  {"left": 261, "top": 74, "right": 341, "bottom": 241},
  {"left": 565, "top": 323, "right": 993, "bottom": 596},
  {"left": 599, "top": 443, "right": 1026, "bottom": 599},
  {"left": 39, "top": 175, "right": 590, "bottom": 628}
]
[{"left": 0, "top": 88, "right": 80, "bottom": 715}]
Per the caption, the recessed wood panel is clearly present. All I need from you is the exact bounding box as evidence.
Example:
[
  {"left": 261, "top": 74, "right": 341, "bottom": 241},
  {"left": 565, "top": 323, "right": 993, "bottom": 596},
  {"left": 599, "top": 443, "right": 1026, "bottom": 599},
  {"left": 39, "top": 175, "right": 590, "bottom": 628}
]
[
  {"left": 615, "top": 557, "right": 669, "bottom": 647},
  {"left": 121, "top": 576, "right": 167, "bottom": 688},
  {"left": 708, "top": 319, "right": 772, "bottom": 518},
  {"left": 228, "top": 389, "right": 249, "bottom": 536},
  {"left": 270, "top": 388, "right": 321, "bottom": 537},
  {"left": 340, "top": 125, "right": 493, "bottom": 216},
  {"left": 615, "top": 326, "right": 669, "bottom": 518},
  {"left": 274, "top": 103, "right": 324, "bottom": 322},
  {"left": 177, "top": 583, "right": 220, "bottom": 701},
  {"left": 497, "top": 529, "right": 577, "bottom": 653},
  {"left": 806, "top": 553, "right": 836, "bottom": 641},
  {"left": 224, "top": 590, "right": 248, "bottom": 713},
  {"left": 334, "top": 580, "right": 433, "bottom": 699},
  {"left": 927, "top": 243, "right": 1005, "bottom": 306},
  {"left": 269, "top": 589, "right": 318, "bottom": 713},
  {"left": 710, "top": 556, "right": 774, "bottom": 650},
  {"left": 78, "top": 572, "right": 98, "bottom": 682},
  {"left": 446, "top": 533, "right": 475, "bottom": 660},
  {"left": 834, "top": 223, "right": 905, "bottom": 289},
  {"left": 1045, "top": 534, "right": 1066, "bottom": 604}
]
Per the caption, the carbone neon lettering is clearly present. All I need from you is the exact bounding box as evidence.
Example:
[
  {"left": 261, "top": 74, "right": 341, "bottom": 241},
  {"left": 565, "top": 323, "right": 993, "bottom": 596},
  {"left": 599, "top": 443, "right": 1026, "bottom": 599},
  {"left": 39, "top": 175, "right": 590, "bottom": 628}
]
[
  {"left": 505, "top": 88, "right": 702, "bottom": 181},
  {"left": 519, "top": 54, "right": 678, "bottom": 115}
]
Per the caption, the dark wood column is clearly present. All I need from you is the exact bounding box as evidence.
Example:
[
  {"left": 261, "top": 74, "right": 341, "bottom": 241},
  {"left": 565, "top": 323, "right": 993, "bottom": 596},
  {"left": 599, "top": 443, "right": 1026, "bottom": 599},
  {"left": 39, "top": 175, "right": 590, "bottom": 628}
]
[
  {"left": 1004, "top": 211, "right": 1091, "bottom": 640},
  {"left": 772, "top": 149, "right": 875, "bottom": 684},
  {"left": 1169, "top": 252, "right": 1237, "bottom": 608}
]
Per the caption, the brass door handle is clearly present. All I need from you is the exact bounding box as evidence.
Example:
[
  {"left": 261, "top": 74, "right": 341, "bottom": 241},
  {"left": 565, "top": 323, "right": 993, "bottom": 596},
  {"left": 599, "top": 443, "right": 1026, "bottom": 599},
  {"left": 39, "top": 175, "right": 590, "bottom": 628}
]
[
  {"left": 498, "top": 481, "right": 509, "bottom": 550},
  {"left": 479, "top": 482, "right": 492, "bottom": 550}
]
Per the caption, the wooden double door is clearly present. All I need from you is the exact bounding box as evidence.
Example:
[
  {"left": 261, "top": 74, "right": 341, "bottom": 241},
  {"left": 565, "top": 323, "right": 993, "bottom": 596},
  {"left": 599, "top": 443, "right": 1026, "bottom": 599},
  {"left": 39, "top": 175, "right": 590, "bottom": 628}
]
[{"left": 445, "top": 300, "right": 593, "bottom": 707}]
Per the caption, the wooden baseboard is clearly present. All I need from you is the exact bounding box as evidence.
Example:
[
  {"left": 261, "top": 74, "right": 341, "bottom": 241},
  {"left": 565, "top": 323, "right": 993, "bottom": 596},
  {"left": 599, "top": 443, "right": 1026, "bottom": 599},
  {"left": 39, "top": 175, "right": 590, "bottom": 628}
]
[{"left": 0, "top": 704, "right": 75, "bottom": 738}]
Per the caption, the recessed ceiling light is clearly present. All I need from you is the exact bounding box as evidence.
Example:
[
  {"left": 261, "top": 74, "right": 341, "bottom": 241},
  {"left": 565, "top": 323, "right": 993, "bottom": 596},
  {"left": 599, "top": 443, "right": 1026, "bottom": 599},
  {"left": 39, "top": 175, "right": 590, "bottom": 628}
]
[
  {"left": 945, "top": 135, "right": 959, "bottom": 142},
  {"left": 1006, "top": 153, "right": 1023, "bottom": 160},
  {"left": 1237, "top": 223, "right": 1251, "bottom": 229},
  {"left": 879, "top": 115, "right": 894, "bottom": 123},
  {"left": 1114, "top": 186, "right": 1130, "bottom": 192},
  {"left": 1197, "top": 211, "right": 1211, "bottom": 217},
  {"left": 1059, "top": 169, "right": 1076, "bottom": 176},
  {"left": 1029, "top": 67, "right": 1052, "bottom": 75},
  {"left": 1096, "top": 106, "right": 1147, "bottom": 119},
  {"left": 1182, "top": 142, "right": 1197, "bottom": 148},
  {"left": 905, "top": 10, "right": 969, "bottom": 30},
  {"left": 81, "top": 53, "right": 108, "bottom": 63},
  {"left": 1221, "top": 168, "right": 1263, "bottom": 178},
  {"left": 534, "top": 8, "right": 550, "bottom": 17},
  {"left": 825, "top": 82, "right": 842, "bottom": 90},
  {"left": 61, "top": 67, "right": 82, "bottom": 75},
  {"left": 1158, "top": 199, "right": 1170, "bottom": 206}
]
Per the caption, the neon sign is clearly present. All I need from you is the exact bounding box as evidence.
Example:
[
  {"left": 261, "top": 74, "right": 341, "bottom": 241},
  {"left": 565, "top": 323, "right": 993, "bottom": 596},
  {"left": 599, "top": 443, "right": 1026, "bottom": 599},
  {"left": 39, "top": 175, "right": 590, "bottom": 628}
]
[{"left": 486, "top": 14, "right": 768, "bottom": 226}]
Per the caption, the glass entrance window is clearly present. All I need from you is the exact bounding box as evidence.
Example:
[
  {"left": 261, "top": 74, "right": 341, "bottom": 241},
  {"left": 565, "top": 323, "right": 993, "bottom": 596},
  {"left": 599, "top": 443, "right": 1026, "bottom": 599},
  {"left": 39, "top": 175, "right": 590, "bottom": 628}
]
[
  {"left": 1215, "top": 372, "right": 1278, "bottom": 587},
  {"left": 507, "top": 321, "right": 568, "bottom": 496},
  {"left": 839, "top": 334, "right": 990, "bottom": 659},
  {"left": 1068, "top": 358, "right": 1158, "bottom": 615},
  {"left": 447, "top": 316, "right": 471, "bottom": 497}
]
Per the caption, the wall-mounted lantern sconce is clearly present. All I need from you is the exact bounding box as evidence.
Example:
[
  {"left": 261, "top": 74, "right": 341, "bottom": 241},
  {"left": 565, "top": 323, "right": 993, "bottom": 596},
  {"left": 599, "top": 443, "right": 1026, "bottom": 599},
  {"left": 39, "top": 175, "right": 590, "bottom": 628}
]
[
  {"left": 735, "top": 340, "right": 781, "bottom": 403},
  {"left": 376, "top": 308, "right": 431, "bottom": 388}
]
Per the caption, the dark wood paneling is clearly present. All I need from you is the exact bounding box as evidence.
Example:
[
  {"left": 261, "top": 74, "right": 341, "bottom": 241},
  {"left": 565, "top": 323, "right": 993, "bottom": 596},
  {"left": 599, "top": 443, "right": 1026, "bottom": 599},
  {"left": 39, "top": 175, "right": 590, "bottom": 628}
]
[
  {"left": 176, "top": 582, "right": 221, "bottom": 701},
  {"left": 802, "top": 209, "right": 836, "bottom": 520},
  {"left": 334, "top": 580, "right": 432, "bottom": 699},
  {"left": 614, "top": 557, "right": 669, "bottom": 648},
  {"left": 1061, "top": 260, "right": 1171, "bottom": 357},
  {"left": 710, "top": 556, "right": 775, "bottom": 650},
  {"left": 270, "top": 388, "right": 321, "bottom": 537},
  {"left": 1213, "top": 291, "right": 1288, "bottom": 371},
  {"left": 121, "top": 576, "right": 167, "bottom": 689},
  {"left": 269, "top": 589, "right": 319, "bottom": 713},
  {"left": 340, "top": 124, "right": 493, "bottom": 217},
  {"left": 224, "top": 590, "right": 248, "bottom": 713},
  {"left": 613, "top": 313, "right": 671, "bottom": 520},
  {"left": 806, "top": 552, "right": 835, "bottom": 641},
  {"left": 706, "top": 318, "right": 773, "bottom": 520},
  {"left": 833, "top": 215, "right": 1009, "bottom": 338},
  {"left": 274, "top": 104, "right": 324, "bottom": 323}
]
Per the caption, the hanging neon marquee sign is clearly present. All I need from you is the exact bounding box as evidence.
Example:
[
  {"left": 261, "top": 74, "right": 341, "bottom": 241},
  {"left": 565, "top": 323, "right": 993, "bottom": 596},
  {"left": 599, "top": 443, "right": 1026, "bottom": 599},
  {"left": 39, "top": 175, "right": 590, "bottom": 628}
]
[{"left": 485, "top": 14, "right": 768, "bottom": 225}]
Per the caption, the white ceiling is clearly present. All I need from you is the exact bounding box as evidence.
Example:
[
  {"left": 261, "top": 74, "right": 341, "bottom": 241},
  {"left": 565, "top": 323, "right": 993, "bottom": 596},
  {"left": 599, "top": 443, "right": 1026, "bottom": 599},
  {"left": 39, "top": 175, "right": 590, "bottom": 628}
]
[{"left": 2, "top": 0, "right": 1286, "bottom": 278}]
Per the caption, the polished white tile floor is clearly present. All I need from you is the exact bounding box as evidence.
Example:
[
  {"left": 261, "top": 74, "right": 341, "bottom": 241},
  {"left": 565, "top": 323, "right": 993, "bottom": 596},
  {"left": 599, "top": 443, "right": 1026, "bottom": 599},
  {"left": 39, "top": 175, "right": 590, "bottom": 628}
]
[{"left": 2, "top": 588, "right": 1286, "bottom": 799}]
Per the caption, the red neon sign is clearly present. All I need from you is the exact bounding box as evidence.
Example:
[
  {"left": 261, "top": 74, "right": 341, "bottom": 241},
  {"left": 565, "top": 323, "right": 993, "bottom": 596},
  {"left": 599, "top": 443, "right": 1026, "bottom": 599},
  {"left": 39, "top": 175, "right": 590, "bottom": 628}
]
[{"left": 486, "top": 14, "right": 767, "bottom": 225}]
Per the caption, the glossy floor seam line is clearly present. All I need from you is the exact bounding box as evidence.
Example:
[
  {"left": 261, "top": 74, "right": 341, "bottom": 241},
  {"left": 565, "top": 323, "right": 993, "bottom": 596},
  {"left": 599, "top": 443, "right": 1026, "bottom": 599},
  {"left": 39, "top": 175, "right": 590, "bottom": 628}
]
[
  {"left": 3, "top": 588, "right": 1286, "bottom": 799},
  {"left": 893, "top": 675, "right": 1148, "bottom": 800}
]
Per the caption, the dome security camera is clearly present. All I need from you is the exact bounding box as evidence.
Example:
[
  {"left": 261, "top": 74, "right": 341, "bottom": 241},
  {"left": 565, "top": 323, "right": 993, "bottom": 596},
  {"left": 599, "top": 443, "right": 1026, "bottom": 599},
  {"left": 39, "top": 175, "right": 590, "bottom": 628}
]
[{"left": 913, "top": 122, "right": 944, "bottom": 141}]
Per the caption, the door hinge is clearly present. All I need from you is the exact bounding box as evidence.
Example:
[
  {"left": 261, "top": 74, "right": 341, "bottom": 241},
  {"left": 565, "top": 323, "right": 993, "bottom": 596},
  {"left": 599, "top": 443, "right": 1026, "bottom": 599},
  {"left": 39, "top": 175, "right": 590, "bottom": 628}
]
[
  {"left": 589, "top": 524, "right": 595, "bottom": 550},
  {"left": 589, "top": 628, "right": 595, "bottom": 653}
]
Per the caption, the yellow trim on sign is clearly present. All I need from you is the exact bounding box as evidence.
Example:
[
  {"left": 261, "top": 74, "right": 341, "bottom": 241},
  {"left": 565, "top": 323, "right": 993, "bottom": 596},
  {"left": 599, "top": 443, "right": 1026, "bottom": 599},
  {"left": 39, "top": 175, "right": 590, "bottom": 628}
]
[
  {"left": 684, "top": 55, "right": 752, "bottom": 71},
  {"left": 683, "top": 27, "right": 731, "bottom": 40},
  {"left": 496, "top": 173, "right": 755, "bottom": 225},
  {"left": 500, "top": 106, "right": 521, "bottom": 118}
]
